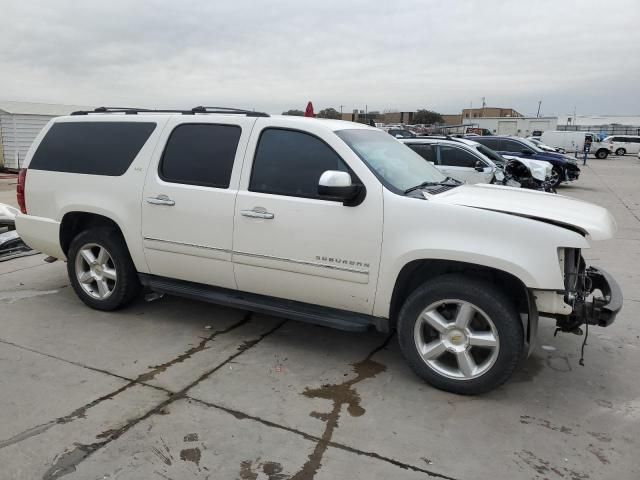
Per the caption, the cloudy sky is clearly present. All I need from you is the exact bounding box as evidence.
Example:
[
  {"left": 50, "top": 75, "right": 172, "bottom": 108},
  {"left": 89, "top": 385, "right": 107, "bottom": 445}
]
[{"left": 1, "top": 0, "right": 639, "bottom": 116}]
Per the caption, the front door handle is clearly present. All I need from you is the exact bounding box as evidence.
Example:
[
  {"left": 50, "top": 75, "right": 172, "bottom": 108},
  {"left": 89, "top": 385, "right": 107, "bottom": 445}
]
[
  {"left": 146, "top": 194, "right": 175, "bottom": 206},
  {"left": 240, "top": 207, "right": 274, "bottom": 219}
]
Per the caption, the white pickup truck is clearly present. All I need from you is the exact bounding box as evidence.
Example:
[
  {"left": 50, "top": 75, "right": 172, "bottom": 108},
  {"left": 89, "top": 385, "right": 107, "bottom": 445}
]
[{"left": 16, "top": 107, "right": 623, "bottom": 394}]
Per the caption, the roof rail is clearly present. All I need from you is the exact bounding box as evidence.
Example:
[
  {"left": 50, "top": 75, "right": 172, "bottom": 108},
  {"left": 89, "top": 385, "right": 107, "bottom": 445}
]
[
  {"left": 71, "top": 107, "right": 196, "bottom": 116},
  {"left": 70, "top": 106, "right": 270, "bottom": 117},
  {"left": 191, "top": 106, "right": 269, "bottom": 117}
]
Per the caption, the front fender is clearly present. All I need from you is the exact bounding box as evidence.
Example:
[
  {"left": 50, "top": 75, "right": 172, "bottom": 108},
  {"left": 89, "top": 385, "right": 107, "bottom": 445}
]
[{"left": 374, "top": 192, "right": 589, "bottom": 318}]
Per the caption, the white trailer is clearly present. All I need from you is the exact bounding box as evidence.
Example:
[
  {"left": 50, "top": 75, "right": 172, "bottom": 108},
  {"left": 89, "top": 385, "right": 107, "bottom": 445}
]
[
  {"left": 462, "top": 116, "right": 558, "bottom": 137},
  {"left": 540, "top": 131, "right": 612, "bottom": 158},
  {"left": 0, "top": 101, "right": 91, "bottom": 170}
]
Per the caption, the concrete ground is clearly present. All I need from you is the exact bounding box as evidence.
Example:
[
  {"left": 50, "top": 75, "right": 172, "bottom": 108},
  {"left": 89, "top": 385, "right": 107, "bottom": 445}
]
[{"left": 0, "top": 156, "right": 638, "bottom": 480}]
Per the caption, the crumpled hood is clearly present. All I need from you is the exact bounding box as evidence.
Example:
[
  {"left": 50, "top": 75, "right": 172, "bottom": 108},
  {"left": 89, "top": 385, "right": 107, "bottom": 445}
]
[
  {"left": 503, "top": 156, "right": 552, "bottom": 181},
  {"left": 431, "top": 184, "right": 616, "bottom": 240}
]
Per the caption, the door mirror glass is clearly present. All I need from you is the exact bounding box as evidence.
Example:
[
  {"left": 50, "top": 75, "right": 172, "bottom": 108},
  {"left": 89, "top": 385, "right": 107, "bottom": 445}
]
[
  {"left": 318, "top": 170, "right": 361, "bottom": 202},
  {"left": 474, "top": 160, "right": 485, "bottom": 172}
]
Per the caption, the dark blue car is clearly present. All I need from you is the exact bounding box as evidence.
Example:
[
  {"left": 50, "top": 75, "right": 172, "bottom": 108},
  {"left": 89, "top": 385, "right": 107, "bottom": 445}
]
[{"left": 469, "top": 136, "right": 580, "bottom": 187}]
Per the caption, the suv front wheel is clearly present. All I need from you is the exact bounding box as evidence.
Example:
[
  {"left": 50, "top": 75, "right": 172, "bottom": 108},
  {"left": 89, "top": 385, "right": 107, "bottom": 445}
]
[
  {"left": 397, "top": 274, "right": 523, "bottom": 395},
  {"left": 67, "top": 227, "right": 141, "bottom": 310}
]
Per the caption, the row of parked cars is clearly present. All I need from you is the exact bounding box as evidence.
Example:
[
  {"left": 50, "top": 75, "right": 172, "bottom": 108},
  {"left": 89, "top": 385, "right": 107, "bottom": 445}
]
[{"left": 386, "top": 128, "right": 581, "bottom": 191}]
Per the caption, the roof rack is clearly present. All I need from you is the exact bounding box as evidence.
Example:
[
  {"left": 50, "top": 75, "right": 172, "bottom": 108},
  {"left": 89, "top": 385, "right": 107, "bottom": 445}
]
[
  {"left": 191, "top": 106, "right": 269, "bottom": 117},
  {"left": 70, "top": 106, "right": 270, "bottom": 117}
]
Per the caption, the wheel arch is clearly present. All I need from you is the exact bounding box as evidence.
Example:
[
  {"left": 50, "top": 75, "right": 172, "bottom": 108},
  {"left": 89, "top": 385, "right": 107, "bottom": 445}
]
[
  {"left": 60, "top": 211, "right": 127, "bottom": 256},
  {"left": 388, "top": 259, "right": 537, "bottom": 352}
]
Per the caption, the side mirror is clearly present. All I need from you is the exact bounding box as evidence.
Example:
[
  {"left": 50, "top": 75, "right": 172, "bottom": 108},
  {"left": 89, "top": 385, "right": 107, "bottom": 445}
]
[
  {"left": 318, "top": 171, "right": 362, "bottom": 205},
  {"left": 474, "top": 160, "right": 485, "bottom": 172}
]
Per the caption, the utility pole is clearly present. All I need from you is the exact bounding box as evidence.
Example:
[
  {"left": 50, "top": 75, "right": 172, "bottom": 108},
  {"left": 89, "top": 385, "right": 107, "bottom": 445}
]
[
  {"left": 536, "top": 100, "right": 542, "bottom": 118},
  {"left": 339, "top": 105, "right": 344, "bottom": 114},
  {"left": 481, "top": 97, "right": 486, "bottom": 117}
]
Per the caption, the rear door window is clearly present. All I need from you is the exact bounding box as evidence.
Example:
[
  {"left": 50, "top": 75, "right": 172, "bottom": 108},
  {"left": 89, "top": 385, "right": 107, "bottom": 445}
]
[
  {"left": 500, "top": 139, "right": 527, "bottom": 152},
  {"left": 30, "top": 122, "right": 156, "bottom": 175},
  {"left": 477, "top": 137, "right": 500, "bottom": 150},
  {"left": 439, "top": 145, "right": 480, "bottom": 167},
  {"left": 407, "top": 144, "right": 437, "bottom": 163},
  {"left": 159, "top": 124, "right": 242, "bottom": 188}
]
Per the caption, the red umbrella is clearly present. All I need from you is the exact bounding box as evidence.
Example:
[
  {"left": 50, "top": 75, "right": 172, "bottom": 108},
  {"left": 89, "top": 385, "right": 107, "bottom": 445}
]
[{"left": 304, "top": 101, "right": 314, "bottom": 117}]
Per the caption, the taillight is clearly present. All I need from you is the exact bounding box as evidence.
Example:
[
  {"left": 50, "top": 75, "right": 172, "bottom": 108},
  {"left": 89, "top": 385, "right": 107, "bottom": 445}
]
[{"left": 17, "top": 168, "right": 27, "bottom": 214}]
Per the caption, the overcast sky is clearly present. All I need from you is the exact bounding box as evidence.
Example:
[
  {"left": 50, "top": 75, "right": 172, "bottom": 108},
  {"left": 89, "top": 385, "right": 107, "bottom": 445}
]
[{"left": 1, "top": 0, "right": 639, "bottom": 116}]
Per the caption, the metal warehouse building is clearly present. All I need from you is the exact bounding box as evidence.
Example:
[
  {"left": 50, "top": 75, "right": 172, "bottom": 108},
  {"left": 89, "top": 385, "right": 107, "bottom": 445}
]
[{"left": 0, "top": 101, "right": 90, "bottom": 170}]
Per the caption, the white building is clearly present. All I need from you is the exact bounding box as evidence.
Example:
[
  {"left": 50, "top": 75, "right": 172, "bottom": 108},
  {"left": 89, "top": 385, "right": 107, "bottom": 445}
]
[
  {"left": 557, "top": 114, "right": 640, "bottom": 126},
  {"left": 462, "top": 116, "right": 558, "bottom": 137},
  {"left": 0, "top": 101, "right": 91, "bottom": 170}
]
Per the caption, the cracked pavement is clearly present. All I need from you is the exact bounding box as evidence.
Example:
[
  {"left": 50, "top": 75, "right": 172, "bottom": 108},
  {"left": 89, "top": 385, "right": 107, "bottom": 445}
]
[{"left": 1, "top": 156, "right": 639, "bottom": 479}]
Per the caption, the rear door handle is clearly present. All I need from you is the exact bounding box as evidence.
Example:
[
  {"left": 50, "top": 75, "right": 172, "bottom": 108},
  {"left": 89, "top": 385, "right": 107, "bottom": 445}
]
[
  {"left": 146, "top": 194, "right": 175, "bottom": 206},
  {"left": 240, "top": 207, "right": 274, "bottom": 219}
]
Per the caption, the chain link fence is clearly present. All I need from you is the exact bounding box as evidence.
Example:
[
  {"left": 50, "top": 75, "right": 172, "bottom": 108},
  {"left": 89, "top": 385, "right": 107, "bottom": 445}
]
[{"left": 558, "top": 125, "right": 640, "bottom": 135}]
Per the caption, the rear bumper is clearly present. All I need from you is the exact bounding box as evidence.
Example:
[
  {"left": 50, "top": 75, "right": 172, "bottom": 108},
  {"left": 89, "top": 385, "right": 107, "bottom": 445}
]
[
  {"left": 571, "top": 267, "right": 623, "bottom": 327},
  {"left": 15, "top": 214, "right": 65, "bottom": 260}
]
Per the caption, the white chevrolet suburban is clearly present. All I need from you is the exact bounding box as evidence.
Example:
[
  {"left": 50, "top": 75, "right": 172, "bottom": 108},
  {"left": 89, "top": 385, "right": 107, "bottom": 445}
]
[{"left": 15, "top": 107, "right": 623, "bottom": 394}]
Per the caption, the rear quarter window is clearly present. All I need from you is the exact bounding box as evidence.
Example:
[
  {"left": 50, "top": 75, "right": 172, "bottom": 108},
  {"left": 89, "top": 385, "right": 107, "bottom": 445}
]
[{"left": 29, "top": 122, "right": 156, "bottom": 175}]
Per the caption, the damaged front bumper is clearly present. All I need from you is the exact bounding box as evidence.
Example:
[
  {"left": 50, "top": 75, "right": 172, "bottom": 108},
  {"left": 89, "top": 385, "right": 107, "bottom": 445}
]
[
  {"left": 565, "top": 163, "right": 581, "bottom": 181},
  {"left": 569, "top": 267, "right": 623, "bottom": 327}
]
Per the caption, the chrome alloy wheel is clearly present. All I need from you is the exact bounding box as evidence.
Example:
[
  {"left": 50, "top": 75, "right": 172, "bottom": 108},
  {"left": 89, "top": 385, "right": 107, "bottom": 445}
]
[
  {"left": 74, "top": 243, "right": 117, "bottom": 300},
  {"left": 413, "top": 300, "right": 500, "bottom": 380},
  {"left": 549, "top": 168, "right": 561, "bottom": 185}
]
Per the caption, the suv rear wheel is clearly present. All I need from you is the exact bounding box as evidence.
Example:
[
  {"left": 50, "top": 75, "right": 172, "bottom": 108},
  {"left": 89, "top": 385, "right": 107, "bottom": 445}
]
[
  {"left": 67, "top": 227, "right": 140, "bottom": 310},
  {"left": 615, "top": 148, "right": 626, "bottom": 156},
  {"left": 397, "top": 274, "right": 523, "bottom": 395}
]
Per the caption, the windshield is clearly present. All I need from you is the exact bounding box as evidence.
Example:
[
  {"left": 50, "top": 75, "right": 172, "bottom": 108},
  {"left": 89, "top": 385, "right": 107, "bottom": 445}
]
[
  {"left": 336, "top": 129, "right": 446, "bottom": 192},
  {"left": 518, "top": 138, "right": 543, "bottom": 153},
  {"left": 474, "top": 144, "right": 505, "bottom": 166}
]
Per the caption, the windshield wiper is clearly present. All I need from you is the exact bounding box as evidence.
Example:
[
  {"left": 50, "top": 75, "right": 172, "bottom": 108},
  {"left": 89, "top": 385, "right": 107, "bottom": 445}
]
[{"left": 404, "top": 177, "right": 460, "bottom": 194}]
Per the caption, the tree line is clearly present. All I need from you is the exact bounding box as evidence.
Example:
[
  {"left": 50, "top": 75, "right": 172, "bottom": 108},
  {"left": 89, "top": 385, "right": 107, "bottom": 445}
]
[{"left": 281, "top": 108, "right": 444, "bottom": 124}]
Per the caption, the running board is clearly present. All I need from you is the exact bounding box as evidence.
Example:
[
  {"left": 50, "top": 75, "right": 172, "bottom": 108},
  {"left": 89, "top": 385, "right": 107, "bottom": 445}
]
[{"left": 138, "top": 274, "right": 384, "bottom": 332}]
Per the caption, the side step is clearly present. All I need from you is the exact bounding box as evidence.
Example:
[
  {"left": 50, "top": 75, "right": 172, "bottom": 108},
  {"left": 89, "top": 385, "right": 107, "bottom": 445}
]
[{"left": 139, "top": 274, "right": 384, "bottom": 332}]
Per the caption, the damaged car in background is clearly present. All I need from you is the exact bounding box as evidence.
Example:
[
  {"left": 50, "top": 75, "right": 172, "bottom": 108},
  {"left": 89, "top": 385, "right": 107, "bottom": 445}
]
[
  {"left": 402, "top": 137, "right": 555, "bottom": 192},
  {"left": 470, "top": 135, "right": 581, "bottom": 188}
]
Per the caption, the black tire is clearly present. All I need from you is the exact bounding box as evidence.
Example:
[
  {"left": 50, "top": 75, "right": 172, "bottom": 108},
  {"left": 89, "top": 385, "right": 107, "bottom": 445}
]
[
  {"left": 550, "top": 166, "right": 564, "bottom": 188},
  {"left": 615, "top": 148, "right": 626, "bottom": 156},
  {"left": 397, "top": 274, "right": 523, "bottom": 395},
  {"left": 596, "top": 149, "right": 608, "bottom": 159},
  {"left": 67, "top": 227, "right": 140, "bottom": 311}
]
